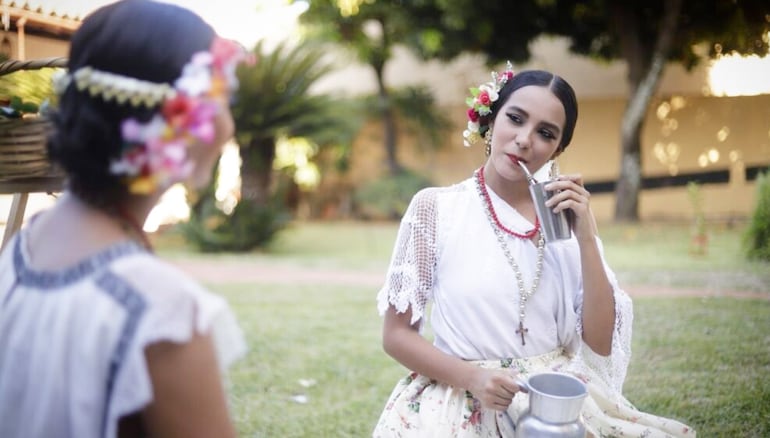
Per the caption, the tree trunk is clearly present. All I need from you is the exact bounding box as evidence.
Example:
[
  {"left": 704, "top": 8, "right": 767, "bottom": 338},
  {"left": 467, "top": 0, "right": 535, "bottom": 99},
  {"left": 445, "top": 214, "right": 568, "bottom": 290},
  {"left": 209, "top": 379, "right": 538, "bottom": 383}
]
[
  {"left": 613, "top": 0, "right": 683, "bottom": 222},
  {"left": 240, "top": 137, "right": 275, "bottom": 205},
  {"left": 372, "top": 63, "right": 400, "bottom": 176}
]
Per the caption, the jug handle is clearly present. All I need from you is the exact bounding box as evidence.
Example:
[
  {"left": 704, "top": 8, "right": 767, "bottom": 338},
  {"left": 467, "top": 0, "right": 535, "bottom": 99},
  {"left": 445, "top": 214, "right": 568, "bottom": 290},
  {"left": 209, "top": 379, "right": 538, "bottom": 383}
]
[{"left": 515, "top": 378, "right": 530, "bottom": 394}]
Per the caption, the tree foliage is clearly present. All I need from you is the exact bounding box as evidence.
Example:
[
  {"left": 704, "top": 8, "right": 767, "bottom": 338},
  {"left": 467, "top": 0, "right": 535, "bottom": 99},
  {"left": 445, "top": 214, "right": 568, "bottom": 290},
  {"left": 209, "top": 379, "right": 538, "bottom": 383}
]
[
  {"left": 745, "top": 167, "right": 770, "bottom": 261},
  {"left": 409, "top": 1, "right": 769, "bottom": 73}
]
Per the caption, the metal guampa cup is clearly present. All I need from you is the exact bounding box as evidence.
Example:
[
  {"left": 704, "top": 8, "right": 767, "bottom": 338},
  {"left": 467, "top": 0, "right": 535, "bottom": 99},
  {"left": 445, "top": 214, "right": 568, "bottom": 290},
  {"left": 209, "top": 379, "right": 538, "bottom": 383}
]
[
  {"left": 529, "top": 180, "right": 572, "bottom": 243},
  {"left": 517, "top": 160, "right": 572, "bottom": 243}
]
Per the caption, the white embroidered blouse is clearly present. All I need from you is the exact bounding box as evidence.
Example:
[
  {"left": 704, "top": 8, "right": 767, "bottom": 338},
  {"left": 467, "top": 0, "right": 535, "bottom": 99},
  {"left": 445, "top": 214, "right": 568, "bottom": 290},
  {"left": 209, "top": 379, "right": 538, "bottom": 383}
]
[
  {"left": 377, "top": 177, "right": 634, "bottom": 392},
  {"left": 0, "top": 229, "right": 245, "bottom": 438}
]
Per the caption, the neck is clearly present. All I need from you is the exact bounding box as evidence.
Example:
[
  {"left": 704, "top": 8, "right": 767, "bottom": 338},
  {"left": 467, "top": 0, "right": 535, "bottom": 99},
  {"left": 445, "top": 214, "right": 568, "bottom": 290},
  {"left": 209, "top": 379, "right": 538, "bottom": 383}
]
[
  {"left": 69, "top": 192, "right": 158, "bottom": 252},
  {"left": 481, "top": 162, "right": 534, "bottom": 209},
  {"left": 114, "top": 202, "right": 154, "bottom": 252}
]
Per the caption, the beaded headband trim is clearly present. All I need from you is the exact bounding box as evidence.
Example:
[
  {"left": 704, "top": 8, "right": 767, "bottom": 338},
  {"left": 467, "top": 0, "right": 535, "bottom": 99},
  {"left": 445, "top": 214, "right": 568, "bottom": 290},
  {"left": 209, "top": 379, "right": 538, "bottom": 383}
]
[
  {"left": 53, "top": 37, "right": 253, "bottom": 194},
  {"left": 462, "top": 61, "right": 515, "bottom": 147},
  {"left": 58, "top": 67, "right": 177, "bottom": 108}
]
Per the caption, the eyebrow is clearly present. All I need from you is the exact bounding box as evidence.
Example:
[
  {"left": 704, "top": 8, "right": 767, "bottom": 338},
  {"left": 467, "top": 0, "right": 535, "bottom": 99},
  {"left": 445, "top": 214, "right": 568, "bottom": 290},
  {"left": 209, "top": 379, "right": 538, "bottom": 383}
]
[{"left": 507, "top": 105, "right": 562, "bottom": 136}]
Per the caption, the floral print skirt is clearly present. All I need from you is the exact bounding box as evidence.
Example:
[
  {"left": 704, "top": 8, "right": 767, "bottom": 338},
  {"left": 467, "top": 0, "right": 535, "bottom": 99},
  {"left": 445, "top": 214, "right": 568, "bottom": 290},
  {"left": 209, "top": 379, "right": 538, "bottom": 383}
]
[{"left": 372, "top": 349, "right": 695, "bottom": 437}]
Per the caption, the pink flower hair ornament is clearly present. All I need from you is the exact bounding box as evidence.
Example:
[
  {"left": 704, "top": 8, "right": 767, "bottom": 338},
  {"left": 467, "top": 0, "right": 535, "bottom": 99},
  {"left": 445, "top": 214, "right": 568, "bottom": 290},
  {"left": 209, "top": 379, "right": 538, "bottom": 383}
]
[
  {"left": 462, "top": 61, "right": 514, "bottom": 147},
  {"left": 54, "top": 37, "right": 255, "bottom": 194}
]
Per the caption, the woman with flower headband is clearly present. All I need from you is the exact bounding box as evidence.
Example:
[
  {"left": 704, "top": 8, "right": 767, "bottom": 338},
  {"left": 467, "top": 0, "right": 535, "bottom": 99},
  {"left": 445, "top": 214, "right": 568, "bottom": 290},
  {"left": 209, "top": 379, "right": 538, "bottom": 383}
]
[
  {"left": 0, "top": 1, "right": 252, "bottom": 437},
  {"left": 373, "top": 65, "right": 695, "bottom": 437}
]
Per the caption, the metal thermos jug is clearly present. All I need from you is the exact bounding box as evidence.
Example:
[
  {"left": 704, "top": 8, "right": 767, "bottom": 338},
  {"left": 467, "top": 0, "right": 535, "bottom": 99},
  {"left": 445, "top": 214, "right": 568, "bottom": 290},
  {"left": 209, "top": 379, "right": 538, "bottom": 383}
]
[{"left": 514, "top": 372, "right": 588, "bottom": 437}]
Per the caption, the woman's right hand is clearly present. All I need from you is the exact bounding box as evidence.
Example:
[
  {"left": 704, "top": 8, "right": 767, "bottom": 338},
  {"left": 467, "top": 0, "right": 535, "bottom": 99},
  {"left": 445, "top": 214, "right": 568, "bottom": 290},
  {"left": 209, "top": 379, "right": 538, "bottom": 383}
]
[
  {"left": 466, "top": 368, "right": 522, "bottom": 411},
  {"left": 383, "top": 307, "right": 524, "bottom": 412}
]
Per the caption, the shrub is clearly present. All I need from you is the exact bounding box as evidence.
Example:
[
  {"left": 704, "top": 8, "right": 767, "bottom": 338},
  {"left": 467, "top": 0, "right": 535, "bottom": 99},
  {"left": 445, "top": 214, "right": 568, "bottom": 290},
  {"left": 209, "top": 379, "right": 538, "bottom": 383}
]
[
  {"left": 181, "top": 177, "right": 291, "bottom": 252},
  {"left": 353, "top": 169, "right": 433, "bottom": 220},
  {"left": 687, "top": 181, "right": 708, "bottom": 255},
  {"left": 744, "top": 167, "right": 770, "bottom": 261}
]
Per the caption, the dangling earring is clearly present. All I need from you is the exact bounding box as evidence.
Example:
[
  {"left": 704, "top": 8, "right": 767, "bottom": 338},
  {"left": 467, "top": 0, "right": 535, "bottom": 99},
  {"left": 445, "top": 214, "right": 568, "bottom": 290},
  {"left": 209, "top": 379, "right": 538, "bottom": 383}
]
[{"left": 484, "top": 129, "right": 492, "bottom": 157}]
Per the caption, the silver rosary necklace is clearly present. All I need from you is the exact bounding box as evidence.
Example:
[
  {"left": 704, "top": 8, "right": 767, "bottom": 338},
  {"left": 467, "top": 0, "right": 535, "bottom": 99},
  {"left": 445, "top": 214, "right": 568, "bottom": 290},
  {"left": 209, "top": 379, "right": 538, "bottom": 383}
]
[{"left": 474, "top": 170, "right": 545, "bottom": 346}]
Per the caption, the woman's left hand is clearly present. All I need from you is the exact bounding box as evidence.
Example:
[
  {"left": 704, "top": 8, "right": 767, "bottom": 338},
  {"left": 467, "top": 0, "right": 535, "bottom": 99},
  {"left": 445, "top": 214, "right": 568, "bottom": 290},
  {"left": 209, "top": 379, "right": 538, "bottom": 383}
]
[{"left": 543, "top": 174, "right": 596, "bottom": 241}]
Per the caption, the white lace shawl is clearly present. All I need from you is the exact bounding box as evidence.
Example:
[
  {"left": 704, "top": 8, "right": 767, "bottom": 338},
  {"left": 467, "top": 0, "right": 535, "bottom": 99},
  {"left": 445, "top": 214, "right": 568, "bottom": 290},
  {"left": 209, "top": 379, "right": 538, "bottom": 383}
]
[{"left": 377, "top": 181, "right": 634, "bottom": 393}]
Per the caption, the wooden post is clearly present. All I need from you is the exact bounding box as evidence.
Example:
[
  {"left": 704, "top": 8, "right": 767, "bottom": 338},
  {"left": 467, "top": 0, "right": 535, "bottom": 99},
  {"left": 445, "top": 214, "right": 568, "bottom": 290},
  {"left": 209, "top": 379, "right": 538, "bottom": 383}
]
[{"left": 1, "top": 192, "right": 27, "bottom": 250}]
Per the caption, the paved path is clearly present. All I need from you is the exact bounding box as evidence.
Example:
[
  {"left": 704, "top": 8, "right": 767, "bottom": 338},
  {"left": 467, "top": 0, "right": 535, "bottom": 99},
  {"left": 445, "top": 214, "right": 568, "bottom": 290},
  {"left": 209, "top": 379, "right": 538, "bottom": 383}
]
[{"left": 170, "top": 258, "right": 769, "bottom": 300}]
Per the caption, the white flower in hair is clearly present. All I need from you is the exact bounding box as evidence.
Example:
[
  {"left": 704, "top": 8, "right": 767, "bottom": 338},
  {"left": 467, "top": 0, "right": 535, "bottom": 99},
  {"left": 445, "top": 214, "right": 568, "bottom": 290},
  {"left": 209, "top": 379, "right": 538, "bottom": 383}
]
[
  {"left": 56, "top": 37, "right": 253, "bottom": 194},
  {"left": 175, "top": 52, "right": 214, "bottom": 97}
]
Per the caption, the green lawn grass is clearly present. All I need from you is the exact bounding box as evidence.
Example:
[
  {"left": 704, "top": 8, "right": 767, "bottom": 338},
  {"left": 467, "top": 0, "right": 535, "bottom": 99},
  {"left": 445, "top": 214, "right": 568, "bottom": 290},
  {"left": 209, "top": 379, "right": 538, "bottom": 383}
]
[
  {"left": 154, "top": 220, "right": 769, "bottom": 436},
  {"left": 626, "top": 297, "right": 770, "bottom": 437},
  {"left": 598, "top": 221, "right": 769, "bottom": 293}
]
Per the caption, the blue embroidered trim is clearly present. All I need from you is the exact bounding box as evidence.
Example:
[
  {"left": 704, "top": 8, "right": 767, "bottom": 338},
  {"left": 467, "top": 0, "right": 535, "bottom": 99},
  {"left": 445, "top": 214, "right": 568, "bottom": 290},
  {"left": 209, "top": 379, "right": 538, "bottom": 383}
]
[
  {"left": 13, "top": 234, "right": 144, "bottom": 289},
  {"left": 95, "top": 271, "right": 147, "bottom": 437}
]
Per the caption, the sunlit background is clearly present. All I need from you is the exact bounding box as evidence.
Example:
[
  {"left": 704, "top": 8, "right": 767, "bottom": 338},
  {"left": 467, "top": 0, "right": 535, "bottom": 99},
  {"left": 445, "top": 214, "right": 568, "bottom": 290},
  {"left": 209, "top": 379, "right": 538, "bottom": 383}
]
[{"left": 708, "top": 40, "right": 770, "bottom": 97}]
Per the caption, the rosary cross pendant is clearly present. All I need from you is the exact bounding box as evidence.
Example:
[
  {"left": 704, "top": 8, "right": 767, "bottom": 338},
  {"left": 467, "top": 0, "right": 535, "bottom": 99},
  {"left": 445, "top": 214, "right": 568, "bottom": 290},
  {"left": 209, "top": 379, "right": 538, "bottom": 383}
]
[{"left": 516, "top": 321, "right": 528, "bottom": 346}]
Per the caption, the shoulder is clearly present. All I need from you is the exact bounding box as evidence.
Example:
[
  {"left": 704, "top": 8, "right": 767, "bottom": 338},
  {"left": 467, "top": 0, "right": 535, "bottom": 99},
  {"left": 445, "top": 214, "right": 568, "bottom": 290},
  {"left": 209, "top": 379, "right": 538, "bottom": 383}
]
[
  {"left": 105, "top": 252, "right": 246, "bottom": 365},
  {"left": 102, "top": 253, "right": 230, "bottom": 333},
  {"left": 408, "top": 179, "right": 474, "bottom": 215},
  {"left": 98, "top": 254, "right": 205, "bottom": 306},
  {"left": 109, "top": 253, "right": 205, "bottom": 295}
]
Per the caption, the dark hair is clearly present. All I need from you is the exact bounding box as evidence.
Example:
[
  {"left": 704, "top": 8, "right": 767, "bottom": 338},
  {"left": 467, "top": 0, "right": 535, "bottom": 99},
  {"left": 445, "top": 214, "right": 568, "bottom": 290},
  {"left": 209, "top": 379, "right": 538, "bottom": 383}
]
[
  {"left": 47, "top": 0, "right": 215, "bottom": 206},
  {"left": 490, "top": 70, "right": 578, "bottom": 152}
]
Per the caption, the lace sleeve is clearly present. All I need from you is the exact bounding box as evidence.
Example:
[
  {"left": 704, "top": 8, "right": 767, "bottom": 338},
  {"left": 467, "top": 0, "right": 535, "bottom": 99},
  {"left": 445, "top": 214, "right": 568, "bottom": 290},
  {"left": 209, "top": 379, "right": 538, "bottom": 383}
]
[
  {"left": 376, "top": 188, "right": 439, "bottom": 328},
  {"left": 573, "top": 237, "right": 634, "bottom": 393}
]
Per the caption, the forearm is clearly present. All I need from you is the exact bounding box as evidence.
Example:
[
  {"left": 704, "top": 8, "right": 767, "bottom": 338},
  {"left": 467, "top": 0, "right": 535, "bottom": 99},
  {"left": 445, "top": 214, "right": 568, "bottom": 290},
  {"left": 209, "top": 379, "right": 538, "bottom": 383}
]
[
  {"left": 577, "top": 231, "right": 616, "bottom": 355},
  {"left": 382, "top": 308, "right": 480, "bottom": 390}
]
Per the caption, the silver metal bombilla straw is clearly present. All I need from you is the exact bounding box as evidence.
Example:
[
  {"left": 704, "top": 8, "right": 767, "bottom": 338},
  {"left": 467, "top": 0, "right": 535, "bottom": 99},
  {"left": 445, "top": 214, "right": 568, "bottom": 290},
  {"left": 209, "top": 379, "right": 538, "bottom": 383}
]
[{"left": 517, "top": 160, "right": 538, "bottom": 185}]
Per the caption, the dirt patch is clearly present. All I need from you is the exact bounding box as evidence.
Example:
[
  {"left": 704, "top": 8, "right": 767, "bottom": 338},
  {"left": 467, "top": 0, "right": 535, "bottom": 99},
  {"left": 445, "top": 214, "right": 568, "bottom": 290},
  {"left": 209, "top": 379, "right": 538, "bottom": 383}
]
[{"left": 170, "top": 258, "right": 769, "bottom": 300}]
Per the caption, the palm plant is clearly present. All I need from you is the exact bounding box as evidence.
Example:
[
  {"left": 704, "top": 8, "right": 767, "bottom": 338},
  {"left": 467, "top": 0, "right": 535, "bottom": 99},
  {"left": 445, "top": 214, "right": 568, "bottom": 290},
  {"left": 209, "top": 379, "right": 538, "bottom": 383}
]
[
  {"left": 234, "top": 39, "right": 361, "bottom": 205},
  {"left": 182, "top": 39, "right": 361, "bottom": 252}
]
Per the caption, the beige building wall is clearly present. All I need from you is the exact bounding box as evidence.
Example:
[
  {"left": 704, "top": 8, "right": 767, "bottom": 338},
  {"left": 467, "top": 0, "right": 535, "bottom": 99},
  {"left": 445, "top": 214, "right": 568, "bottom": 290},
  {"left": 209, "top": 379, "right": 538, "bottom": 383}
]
[
  {"left": 346, "top": 94, "right": 768, "bottom": 223},
  {"left": 3, "top": 33, "right": 70, "bottom": 60}
]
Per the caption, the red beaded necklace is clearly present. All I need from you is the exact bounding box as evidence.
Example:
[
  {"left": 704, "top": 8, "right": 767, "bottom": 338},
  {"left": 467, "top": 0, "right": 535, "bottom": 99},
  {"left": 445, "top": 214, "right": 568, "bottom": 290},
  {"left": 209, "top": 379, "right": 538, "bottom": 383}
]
[{"left": 475, "top": 166, "right": 540, "bottom": 239}]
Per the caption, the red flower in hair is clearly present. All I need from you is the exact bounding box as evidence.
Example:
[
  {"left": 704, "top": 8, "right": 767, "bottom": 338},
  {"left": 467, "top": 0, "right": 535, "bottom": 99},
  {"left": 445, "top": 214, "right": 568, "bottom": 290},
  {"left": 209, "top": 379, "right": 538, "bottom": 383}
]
[
  {"left": 462, "top": 61, "right": 514, "bottom": 147},
  {"left": 467, "top": 108, "right": 479, "bottom": 122},
  {"left": 478, "top": 91, "right": 491, "bottom": 106},
  {"left": 162, "top": 95, "right": 194, "bottom": 129}
]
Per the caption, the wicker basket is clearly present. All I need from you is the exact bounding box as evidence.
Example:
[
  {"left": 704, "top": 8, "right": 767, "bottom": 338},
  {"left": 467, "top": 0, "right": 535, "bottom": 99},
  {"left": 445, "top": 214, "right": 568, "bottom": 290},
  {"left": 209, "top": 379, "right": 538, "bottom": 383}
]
[
  {"left": 0, "top": 57, "right": 66, "bottom": 182},
  {"left": 0, "top": 117, "right": 60, "bottom": 181}
]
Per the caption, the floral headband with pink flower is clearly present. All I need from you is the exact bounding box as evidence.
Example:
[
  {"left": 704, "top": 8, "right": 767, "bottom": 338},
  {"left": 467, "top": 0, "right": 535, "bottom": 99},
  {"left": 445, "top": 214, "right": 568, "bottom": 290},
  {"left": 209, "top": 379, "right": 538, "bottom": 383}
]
[
  {"left": 54, "top": 37, "right": 254, "bottom": 194},
  {"left": 462, "top": 61, "right": 514, "bottom": 147}
]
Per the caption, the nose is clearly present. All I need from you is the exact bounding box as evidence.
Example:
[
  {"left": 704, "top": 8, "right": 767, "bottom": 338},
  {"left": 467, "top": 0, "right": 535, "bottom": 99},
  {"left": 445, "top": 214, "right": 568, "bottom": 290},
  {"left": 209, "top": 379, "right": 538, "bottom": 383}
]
[{"left": 515, "top": 128, "right": 533, "bottom": 149}]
